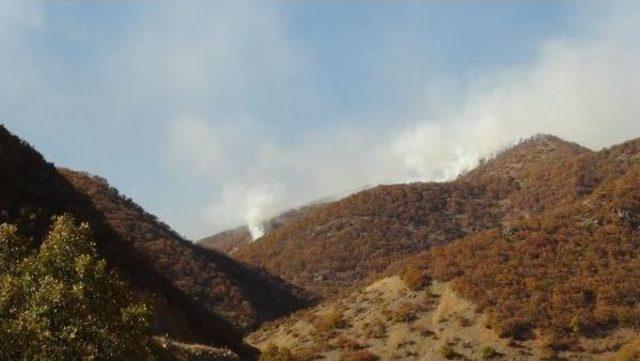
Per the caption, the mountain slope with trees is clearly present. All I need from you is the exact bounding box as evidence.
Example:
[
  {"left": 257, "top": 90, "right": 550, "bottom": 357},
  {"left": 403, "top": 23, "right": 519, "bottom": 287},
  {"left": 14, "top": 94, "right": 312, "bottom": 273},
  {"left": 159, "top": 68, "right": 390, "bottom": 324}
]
[
  {"left": 405, "top": 136, "right": 640, "bottom": 350},
  {"left": 243, "top": 135, "right": 640, "bottom": 360},
  {"left": 0, "top": 125, "right": 310, "bottom": 358},
  {"left": 234, "top": 135, "right": 594, "bottom": 297}
]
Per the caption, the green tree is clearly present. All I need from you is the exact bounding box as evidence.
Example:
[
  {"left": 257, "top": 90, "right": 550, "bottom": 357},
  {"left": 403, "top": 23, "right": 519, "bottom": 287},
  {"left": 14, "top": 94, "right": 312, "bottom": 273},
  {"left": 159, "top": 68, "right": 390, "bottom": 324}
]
[{"left": 0, "top": 215, "right": 152, "bottom": 360}]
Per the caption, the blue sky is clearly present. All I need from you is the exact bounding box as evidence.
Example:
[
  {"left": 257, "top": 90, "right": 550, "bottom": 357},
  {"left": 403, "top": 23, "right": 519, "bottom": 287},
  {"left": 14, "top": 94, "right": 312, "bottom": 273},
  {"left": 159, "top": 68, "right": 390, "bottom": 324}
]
[{"left": 2, "top": 1, "right": 639, "bottom": 239}]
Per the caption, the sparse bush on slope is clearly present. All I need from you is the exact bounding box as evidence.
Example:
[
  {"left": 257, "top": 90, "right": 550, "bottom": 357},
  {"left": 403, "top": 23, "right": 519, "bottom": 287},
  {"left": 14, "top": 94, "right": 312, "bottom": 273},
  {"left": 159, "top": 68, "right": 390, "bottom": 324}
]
[
  {"left": 259, "top": 344, "right": 303, "bottom": 361},
  {"left": 610, "top": 339, "right": 640, "bottom": 361}
]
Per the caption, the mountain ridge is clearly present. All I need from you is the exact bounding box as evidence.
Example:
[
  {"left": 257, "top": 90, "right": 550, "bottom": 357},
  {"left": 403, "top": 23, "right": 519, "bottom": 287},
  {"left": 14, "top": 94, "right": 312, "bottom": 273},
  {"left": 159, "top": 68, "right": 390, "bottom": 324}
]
[
  {"left": 241, "top": 133, "right": 640, "bottom": 359},
  {"left": 232, "top": 134, "right": 636, "bottom": 298},
  {"left": 0, "top": 124, "right": 310, "bottom": 358}
]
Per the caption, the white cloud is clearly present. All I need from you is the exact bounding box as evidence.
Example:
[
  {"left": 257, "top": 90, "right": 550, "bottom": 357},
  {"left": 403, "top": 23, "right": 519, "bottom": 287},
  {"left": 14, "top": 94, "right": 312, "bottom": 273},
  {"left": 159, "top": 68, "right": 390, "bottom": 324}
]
[{"left": 111, "top": 1, "right": 299, "bottom": 113}]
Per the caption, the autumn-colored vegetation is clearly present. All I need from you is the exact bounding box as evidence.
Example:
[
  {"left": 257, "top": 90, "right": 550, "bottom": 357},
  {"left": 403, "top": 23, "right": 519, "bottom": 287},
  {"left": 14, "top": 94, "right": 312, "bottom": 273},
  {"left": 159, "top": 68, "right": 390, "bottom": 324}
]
[
  {"left": 242, "top": 133, "right": 640, "bottom": 354},
  {"left": 198, "top": 205, "right": 322, "bottom": 255},
  {"left": 5, "top": 119, "right": 640, "bottom": 358},
  {"left": 236, "top": 179, "right": 504, "bottom": 296},
  {"left": 401, "top": 137, "right": 640, "bottom": 349},
  {"left": 61, "top": 169, "right": 310, "bottom": 332},
  {"left": 235, "top": 135, "right": 597, "bottom": 297},
  {"left": 259, "top": 345, "right": 303, "bottom": 361},
  {"left": 198, "top": 226, "right": 253, "bottom": 255},
  {"left": 610, "top": 339, "right": 640, "bottom": 361},
  {"left": 339, "top": 350, "right": 379, "bottom": 361}
]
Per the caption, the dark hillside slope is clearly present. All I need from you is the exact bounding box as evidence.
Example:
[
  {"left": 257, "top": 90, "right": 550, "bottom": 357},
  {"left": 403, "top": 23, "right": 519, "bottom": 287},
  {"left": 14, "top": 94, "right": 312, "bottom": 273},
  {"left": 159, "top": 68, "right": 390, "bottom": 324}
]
[
  {"left": 235, "top": 135, "right": 598, "bottom": 297},
  {"left": 0, "top": 125, "right": 309, "bottom": 357},
  {"left": 61, "top": 170, "right": 310, "bottom": 330}
]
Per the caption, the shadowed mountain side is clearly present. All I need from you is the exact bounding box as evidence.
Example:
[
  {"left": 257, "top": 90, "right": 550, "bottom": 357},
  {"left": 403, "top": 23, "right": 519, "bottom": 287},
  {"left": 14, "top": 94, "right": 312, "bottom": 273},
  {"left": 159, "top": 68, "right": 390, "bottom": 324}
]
[
  {"left": 61, "top": 169, "right": 312, "bottom": 330},
  {"left": 0, "top": 124, "right": 310, "bottom": 358}
]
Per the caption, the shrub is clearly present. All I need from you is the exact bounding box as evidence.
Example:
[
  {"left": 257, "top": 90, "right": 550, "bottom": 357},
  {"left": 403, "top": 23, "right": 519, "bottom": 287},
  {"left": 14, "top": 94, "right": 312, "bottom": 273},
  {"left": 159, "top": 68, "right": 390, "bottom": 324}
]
[
  {"left": 392, "top": 303, "right": 416, "bottom": 323},
  {"left": 314, "top": 309, "right": 347, "bottom": 332},
  {"left": 335, "top": 336, "right": 362, "bottom": 351},
  {"left": 340, "top": 350, "right": 379, "bottom": 361},
  {"left": 260, "top": 344, "right": 302, "bottom": 361},
  {"left": 480, "top": 345, "right": 499, "bottom": 360},
  {"left": 438, "top": 343, "right": 458, "bottom": 360},
  {"left": 401, "top": 267, "right": 430, "bottom": 290},
  {"left": 610, "top": 339, "right": 640, "bottom": 361},
  {"left": 362, "top": 319, "right": 387, "bottom": 339}
]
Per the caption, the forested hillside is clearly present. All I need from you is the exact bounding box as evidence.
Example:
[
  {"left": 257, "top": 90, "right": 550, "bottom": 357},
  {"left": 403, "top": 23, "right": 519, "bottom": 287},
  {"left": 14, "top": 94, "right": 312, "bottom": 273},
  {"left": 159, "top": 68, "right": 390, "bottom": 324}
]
[
  {"left": 405, "top": 137, "right": 640, "bottom": 350},
  {"left": 0, "top": 125, "right": 309, "bottom": 358},
  {"left": 234, "top": 135, "right": 595, "bottom": 296},
  {"left": 244, "top": 135, "right": 640, "bottom": 360}
]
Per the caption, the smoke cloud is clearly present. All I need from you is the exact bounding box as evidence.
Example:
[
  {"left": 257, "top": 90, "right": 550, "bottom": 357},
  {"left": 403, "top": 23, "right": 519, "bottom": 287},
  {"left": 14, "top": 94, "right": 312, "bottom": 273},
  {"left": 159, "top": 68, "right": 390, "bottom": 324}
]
[
  {"left": 165, "top": 2, "right": 640, "bottom": 239},
  {"left": 392, "top": 3, "right": 640, "bottom": 180}
]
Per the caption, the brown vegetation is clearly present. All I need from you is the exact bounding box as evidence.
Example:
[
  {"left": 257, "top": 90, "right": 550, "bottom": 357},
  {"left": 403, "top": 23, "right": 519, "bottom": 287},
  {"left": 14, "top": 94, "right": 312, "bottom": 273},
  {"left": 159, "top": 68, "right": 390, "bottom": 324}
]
[
  {"left": 247, "top": 134, "right": 640, "bottom": 358},
  {"left": 61, "top": 169, "right": 311, "bottom": 332},
  {"left": 313, "top": 309, "right": 348, "bottom": 333},
  {"left": 259, "top": 345, "right": 303, "bottom": 361},
  {"left": 235, "top": 135, "right": 596, "bottom": 297},
  {"left": 609, "top": 339, "right": 640, "bottom": 361},
  {"left": 402, "top": 137, "right": 640, "bottom": 349},
  {"left": 198, "top": 226, "right": 253, "bottom": 255},
  {"left": 198, "top": 207, "right": 320, "bottom": 255},
  {"left": 339, "top": 350, "right": 379, "bottom": 361}
]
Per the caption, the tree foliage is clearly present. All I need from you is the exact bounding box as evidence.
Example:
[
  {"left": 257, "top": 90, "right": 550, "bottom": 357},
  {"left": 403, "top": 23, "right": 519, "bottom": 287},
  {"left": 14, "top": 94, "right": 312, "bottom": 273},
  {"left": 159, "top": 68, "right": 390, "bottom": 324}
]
[{"left": 0, "top": 215, "right": 152, "bottom": 360}]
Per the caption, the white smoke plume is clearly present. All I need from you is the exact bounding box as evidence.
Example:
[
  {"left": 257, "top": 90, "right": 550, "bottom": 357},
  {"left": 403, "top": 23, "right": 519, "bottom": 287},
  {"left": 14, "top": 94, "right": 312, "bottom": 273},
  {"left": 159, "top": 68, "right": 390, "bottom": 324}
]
[
  {"left": 165, "top": 2, "right": 640, "bottom": 239},
  {"left": 392, "top": 3, "right": 640, "bottom": 180},
  {"left": 204, "top": 184, "right": 283, "bottom": 240}
]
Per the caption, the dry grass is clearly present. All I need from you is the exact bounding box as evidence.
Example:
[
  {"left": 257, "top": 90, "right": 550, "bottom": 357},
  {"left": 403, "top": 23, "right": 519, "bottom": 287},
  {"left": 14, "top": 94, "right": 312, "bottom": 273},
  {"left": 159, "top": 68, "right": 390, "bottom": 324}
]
[
  {"left": 314, "top": 309, "right": 348, "bottom": 333},
  {"left": 609, "top": 339, "right": 640, "bottom": 361},
  {"left": 339, "top": 350, "right": 378, "bottom": 361}
]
